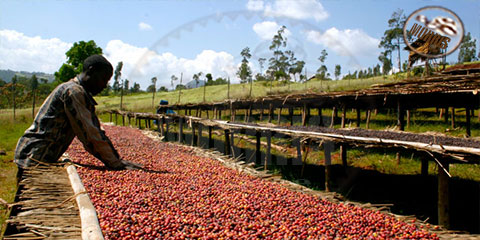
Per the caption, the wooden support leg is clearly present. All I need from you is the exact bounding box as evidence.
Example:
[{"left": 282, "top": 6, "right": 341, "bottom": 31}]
[
  {"left": 206, "top": 110, "right": 209, "bottom": 119},
  {"left": 208, "top": 126, "right": 213, "bottom": 149},
  {"left": 109, "top": 113, "right": 112, "bottom": 122},
  {"left": 306, "top": 107, "right": 311, "bottom": 125},
  {"left": 366, "top": 110, "right": 371, "bottom": 129},
  {"left": 289, "top": 107, "right": 294, "bottom": 126},
  {"left": 466, "top": 107, "right": 471, "bottom": 137},
  {"left": 324, "top": 141, "right": 334, "bottom": 192},
  {"left": 260, "top": 107, "right": 264, "bottom": 121},
  {"left": 239, "top": 129, "right": 246, "bottom": 161},
  {"left": 396, "top": 152, "right": 401, "bottom": 165},
  {"left": 330, "top": 107, "right": 336, "bottom": 128},
  {"left": 191, "top": 123, "right": 196, "bottom": 146},
  {"left": 438, "top": 159, "right": 450, "bottom": 229},
  {"left": 218, "top": 110, "right": 222, "bottom": 120},
  {"left": 318, "top": 108, "right": 323, "bottom": 127},
  {"left": 255, "top": 131, "right": 261, "bottom": 165},
  {"left": 122, "top": 115, "right": 125, "bottom": 126},
  {"left": 159, "top": 117, "right": 165, "bottom": 137},
  {"left": 197, "top": 124, "right": 202, "bottom": 147},
  {"left": 277, "top": 107, "right": 282, "bottom": 124},
  {"left": 224, "top": 129, "right": 231, "bottom": 156},
  {"left": 406, "top": 110, "right": 411, "bottom": 129},
  {"left": 264, "top": 131, "right": 271, "bottom": 170},
  {"left": 341, "top": 105, "right": 346, "bottom": 128},
  {"left": 295, "top": 138, "right": 302, "bottom": 166},
  {"left": 115, "top": 113, "right": 118, "bottom": 125},
  {"left": 451, "top": 107, "right": 455, "bottom": 129},
  {"left": 302, "top": 104, "right": 307, "bottom": 126},
  {"left": 268, "top": 104, "right": 273, "bottom": 123},
  {"left": 340, "top": 144, "right": 347, "bottom": 168},
  {"left": 178, "top": 118, "right": 184, "bottom": 143},
  {"left": 165, "top": 120, "right": 169, "bottom": 141},
  {"left": 230, "top": 131, "right": 235, "bottom": 158},
  {"left": 397, "top": 100, "right": 405, "bottom": 131}
]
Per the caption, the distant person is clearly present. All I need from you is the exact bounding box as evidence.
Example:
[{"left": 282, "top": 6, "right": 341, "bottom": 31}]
[
  {"left": 14, "top": 55, "right": 140, "bottom": 181},
  {"left": 156, "top": 100, "right": 176, "bottom": 115}
]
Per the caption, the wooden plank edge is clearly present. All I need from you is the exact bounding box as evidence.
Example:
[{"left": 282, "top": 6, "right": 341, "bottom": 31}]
[{"left": 66, "top": 164, "right": 104, "bottom": 240}]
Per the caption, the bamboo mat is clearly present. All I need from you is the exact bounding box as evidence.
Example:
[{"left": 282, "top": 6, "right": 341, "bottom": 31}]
[{"left": 3, "top": 165, "right": 82, "bottom": 239}]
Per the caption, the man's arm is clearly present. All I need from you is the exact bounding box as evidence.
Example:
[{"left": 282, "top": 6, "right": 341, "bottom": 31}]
[{"left": 63, "top": 88, "right": 124, "bottom": 169}]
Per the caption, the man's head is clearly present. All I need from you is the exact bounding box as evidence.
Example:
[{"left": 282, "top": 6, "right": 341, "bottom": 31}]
[{"left": 80, "top": 55, "right": 113, "bottom": 95}]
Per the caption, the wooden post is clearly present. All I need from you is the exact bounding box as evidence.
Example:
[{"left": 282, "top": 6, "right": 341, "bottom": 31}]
[
  {"left": 277, "top": 107, "right": 282, "bottom": 124},
  {"left": 268, "top": 104, "right": 273, "bottom": 123},
  {"left": 109, "top": 112, "right": 112, "bottom": 122},
  {"left": 178, "top": 117, "right": 184, "bottom": 143},
  {"left": 259, "top": 106, "right": 264, "bottom": 121},
  {"left": 138, "top": 117, "right": 142, "bottom": 129},
  {"left": 213, "top": 108, "right": 217, "bottom": 120},
  {"left": 340, "top": 144, "right": 347, "bottom": 168},
  {"left": 197, "top": 124, "right": 202, "bottom": 147},
  {"left": 356, "top": 108, "right": 361, "bottom": 127},
  {"left": 318, "top": 108, "right": 323, "bottom": 127},
  {"left": 115, "top": 112, "right": 118, "bottom": 125},
  {"left": 451, "top": 107, "right": 455, "bottom": 129},
  {"left": 341, "top": 105, "right": 346, "bottom": 128},
  {"left": 306, "top": 107, "right": 311, "bottom": 125},
  {"left": 255, "top": 131, "right": 261, "bottom": 165},
  {"left": 330, "top": 107, "right": 336, "bottom": 128},
  {"left": 159, "top": 117, "right": 165, "bottom": 137},
  {"left": 264, "top": 131, "right": 271, "bottom": 170},
  {"left": 122, "top": 115, "right": 125, "bottom": 126},
  {"left": 206, "top": 109, "right": 209, "bottom": 119},
  {"left": 165, "top": 120, "right": 169, "bottom": 141},
  {"left": 396, "top": 152, "right": 401, "bottom": 165},
  {"left": 199, "top": 109, "right": 202, "bottom": 118},
  {"left": 224, "top": 129, "right": 231, "bottom": 156},
  {"left": 295, "top": 138, "right": 302, "bottom": 166},
  {"left": 366, "top": 110, "right": 371, "bottom": 129},
  {"left": 438, "top": 158, "right": 450, "bottom": 229},
  {"left": 230, "top": 131, "right": 235, "bottom": 158},
  {"left": 240, "top": 129, "right": 246, "bottom": 161},
  {"left": 289, "top": 107, "right": 294, "bottom": 126},
  {"left": 397, "top": 100, "right": 405, "bottom": 131},
  {"left": 191, "top": 123, "right": 196, "bottom": 146},
  {"left": 421, "top": 158, "right": 428, "bottom": 176},
  {"left": 146, "top": 119, "right": 150, "bottom": 129},
  {"left": 247, "top": 106, "right": 252, "bottom": 122},
  {"left": 406, "top": 110, "right": 411, "bottom": 129},
  {"left": 208, "top": 126, "right": 213, "bottom": 149},
  {"left": 324, "top": 141, "right": 334, "bottom": 192},
  {"left": 244, "top": 109, "right": 248, "bottom": 122},
  {"left": 302, "top": 103, "right": 307, "bottom": 126},
  {"left": 466, "top": 107, "right": 471, "bottom": 137},
  {"left": 218, "top": 110, "right": 222, "bottom": 120}
]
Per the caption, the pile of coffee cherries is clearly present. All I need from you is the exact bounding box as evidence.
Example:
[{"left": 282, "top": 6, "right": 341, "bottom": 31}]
[{"left": 67, "top": 125, "right": 438, "bottom": 239}]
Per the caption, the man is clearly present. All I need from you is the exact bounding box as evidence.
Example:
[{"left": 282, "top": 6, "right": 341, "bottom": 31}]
[{"left": 14, "top": 55, "right": 139, "bottom": 179}]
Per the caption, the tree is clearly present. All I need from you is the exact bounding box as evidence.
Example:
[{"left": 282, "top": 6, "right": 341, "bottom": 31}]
[
  {"left": 151, "top": 77, "right": 157, "bottom": 108},
  {"left": 379, "top": 9, "right": 406, "bottom": 73},
  {"left": 258, "top": 58, "right": 266, "bottom": 76},
  {"left": 205, "top": 73, "right": 213, "bottom": 86},
  {"left": 124, "top": 79, "right": 129, "bottom": 94},
  {"left": 379, "top": 51, "right": 392, "bottom": 75},
  {"left": 114, "top": 62, "right": 124, "bottom": 109},
  {"left": 334, "top": 65, "right": 341, "bottom": 80},
  {"left": 237, "top": 47, "right": 253, "bottom": 84},
  {"left": 458, "top": 32, "right": 478, "bottom": 63},
  {"left": 170, "top": 75, "right": 178, "bottom": 90},
  {"left": 267, "top": 26, "right": 289, "bottom": 90},
  {"left": 54, "top": 40, "right": 102, "bottom": 83},
  {"left": 158, "top": 86, "right": 168, "bottom": 92},
  {"left": 130, "top": 82, "right": 141, "bottom": 93},
  {"left": 192, "top": 72, "right": 202, "bottom": 88},
  {"left": 316, "top": 49, "right": 328, "bottom": 80},
  {"left": 30, "top": 74, "right": 38, "bottom": 118}
]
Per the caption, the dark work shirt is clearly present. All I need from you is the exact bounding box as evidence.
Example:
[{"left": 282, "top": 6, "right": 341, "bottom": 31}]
[{"left": 14, "top": 77, "right": 122, "bottom": 168}]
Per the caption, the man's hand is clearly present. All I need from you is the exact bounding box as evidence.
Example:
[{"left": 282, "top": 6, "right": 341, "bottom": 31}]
[
  {"left": 120, "top": 160, "right": 143, "bottom": 170},
  {"left": 107, "top": 159, "right": 143, "bottom": 170}
]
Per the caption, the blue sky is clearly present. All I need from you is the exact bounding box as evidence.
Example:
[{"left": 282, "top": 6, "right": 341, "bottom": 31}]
[{"left": 0, "top": 0, "right": 478, "bottom": 89}]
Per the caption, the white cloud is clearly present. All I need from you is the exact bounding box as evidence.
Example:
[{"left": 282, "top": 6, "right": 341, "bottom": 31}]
[
  {"left": 104, "top": 40, "right": 237, "bottom": 89},
  {"left": 138, "top": 22, "right": 153, "bottom": 31},
  {"left": 259, "top": 0, "right": 328, "bottom": 22},
  {"left": 246, "top": 0, "right": 264, "bottom": 11},
  {"left": 253, "top": 21, "right": 291, "bottom": 40},
  {"left": 306, "top": 27, "right": 380, "bottom": 57},
  {"left": 0, "top": 29, "right": 72, "bottom": 73}
]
